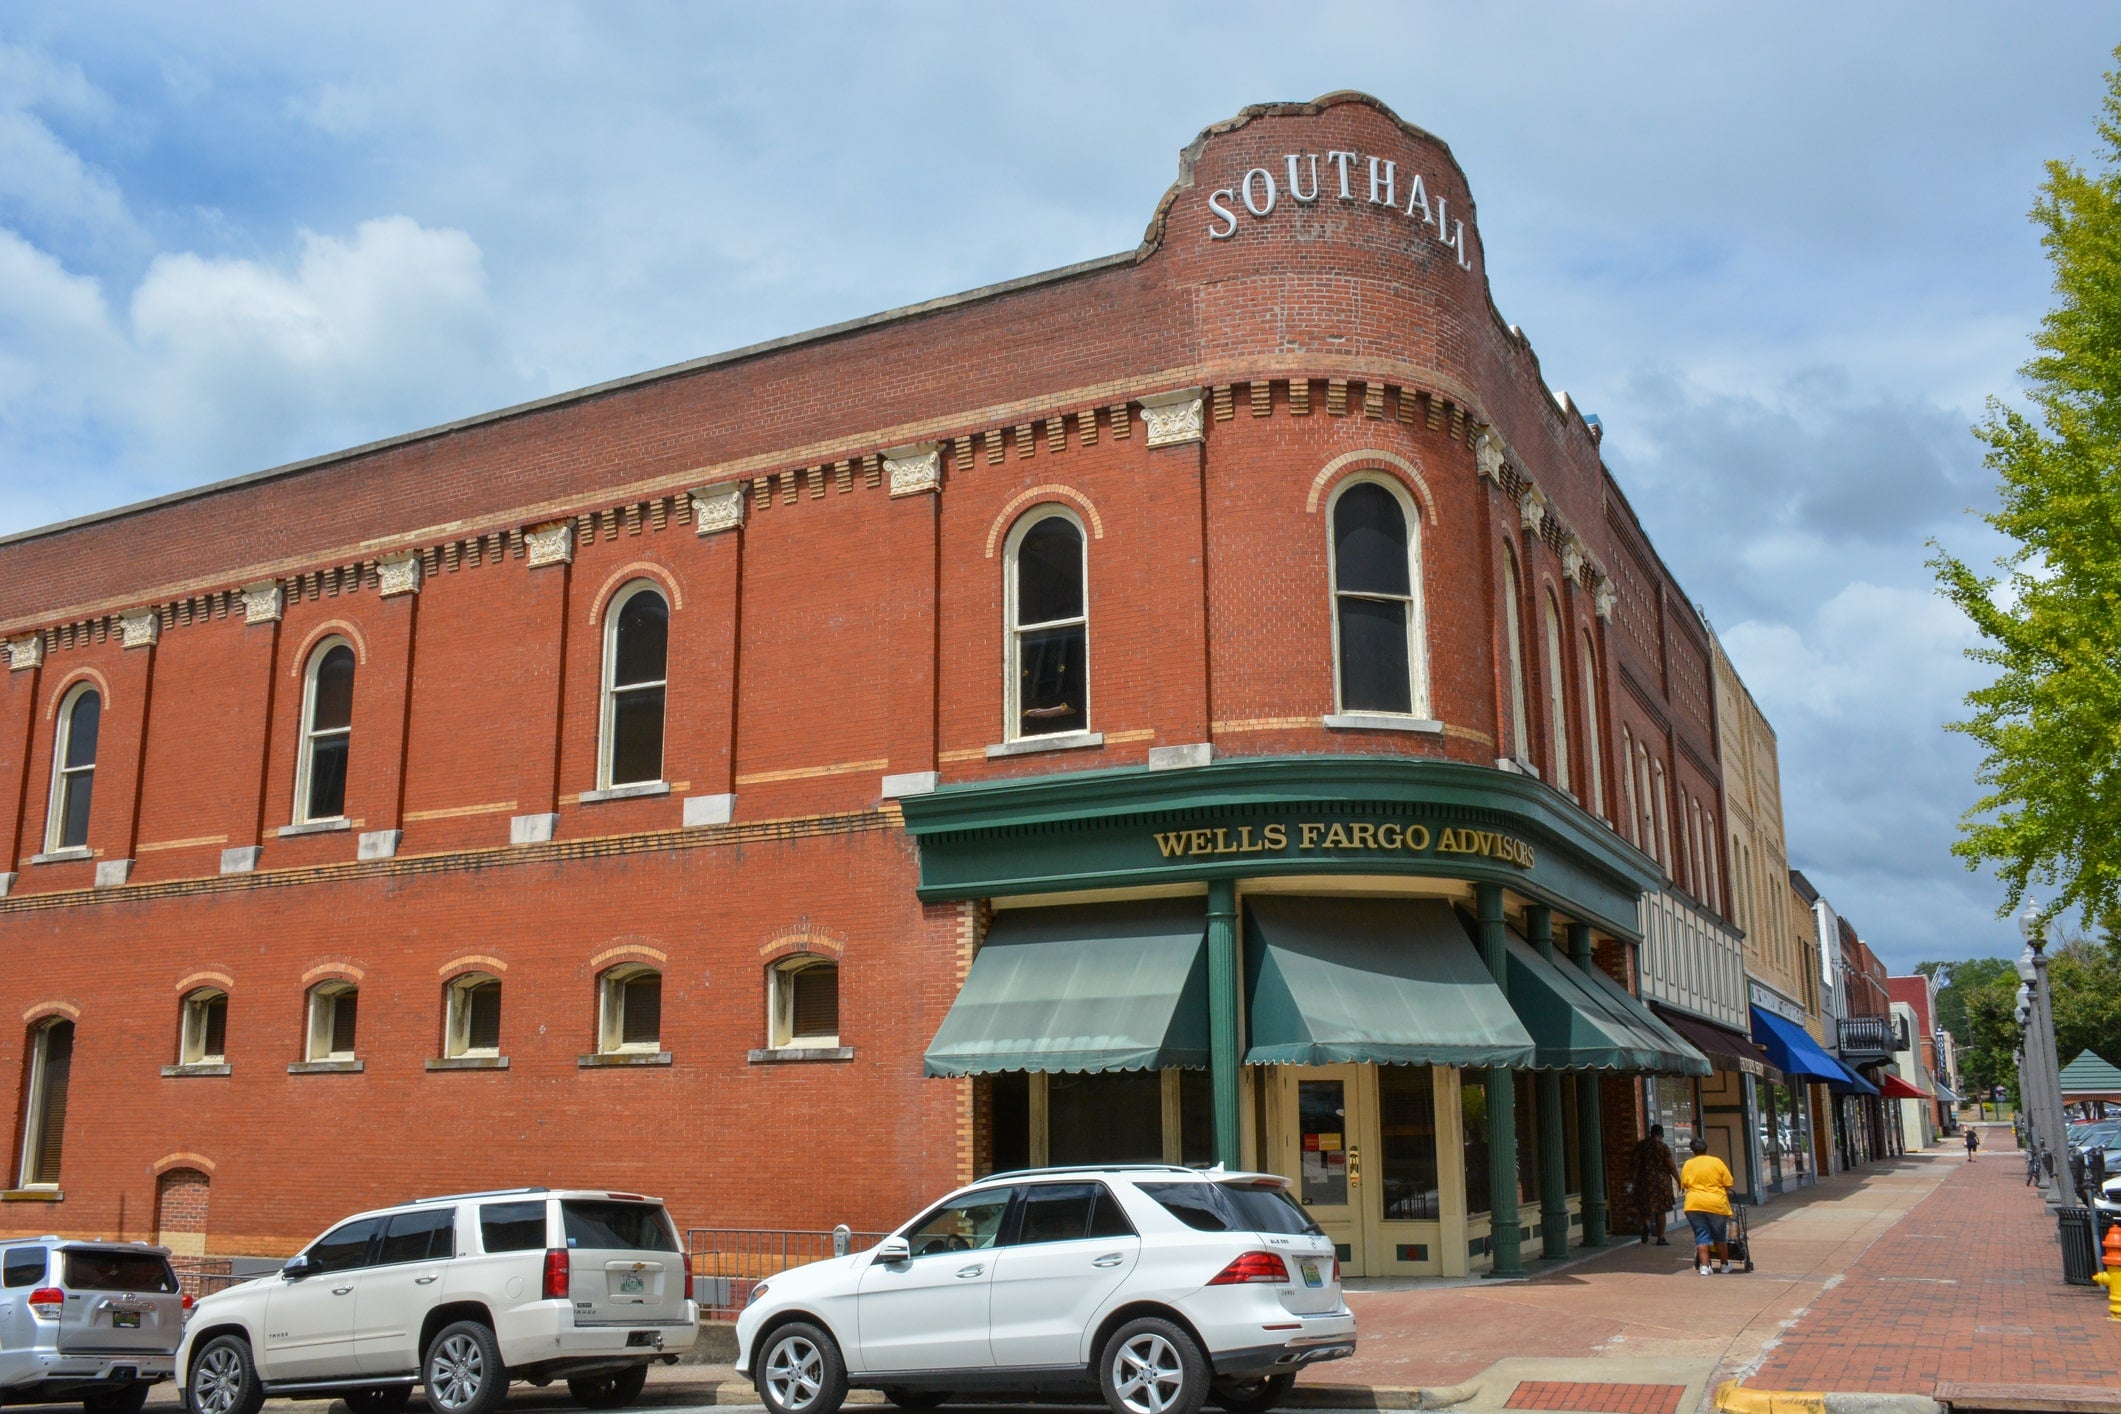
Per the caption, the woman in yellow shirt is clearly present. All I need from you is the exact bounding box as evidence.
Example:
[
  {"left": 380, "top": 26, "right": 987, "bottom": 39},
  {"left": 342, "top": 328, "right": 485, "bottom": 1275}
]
[{"left": 1680, "top": 1136, "right": 1736, "bottom": 1275}]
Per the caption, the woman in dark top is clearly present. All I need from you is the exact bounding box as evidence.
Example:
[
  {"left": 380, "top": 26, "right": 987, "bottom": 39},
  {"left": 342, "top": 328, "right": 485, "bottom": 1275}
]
[{"left": 1632, "top": 1123, "right": 1684, "bottom": 1244}]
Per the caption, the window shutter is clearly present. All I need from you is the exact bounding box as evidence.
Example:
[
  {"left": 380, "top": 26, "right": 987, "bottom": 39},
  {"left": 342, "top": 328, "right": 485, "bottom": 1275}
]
[
  {"left": 622, "top": 974, "right": 661, "bottom": 1046},
  {"left": 32, "top": 1023, "right": 73, "bottom": 1185},
  {"left": 331, "top": 991, "right": 359, "bottom": 1055},
  {"left": 468, "top": 984, "right": 501, "bottom": 1052},
  {"left": 791, "top": 965, "right": 838, "bottom": 1039}
]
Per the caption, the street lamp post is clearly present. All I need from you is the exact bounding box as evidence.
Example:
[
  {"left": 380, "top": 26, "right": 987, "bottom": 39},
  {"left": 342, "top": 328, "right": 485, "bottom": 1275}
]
[{"left": 2017, "top": 901, "right": 2070, "bottom": 1209}]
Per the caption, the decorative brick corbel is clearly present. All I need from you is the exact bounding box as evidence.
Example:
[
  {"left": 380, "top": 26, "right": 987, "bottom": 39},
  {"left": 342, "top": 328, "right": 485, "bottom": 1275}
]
[
  {"left": 240, "top": 582, "right": 283, "bottom": 624},
  {"left": 376, "top": 552, "right": 422, "bottom": 598},
  {"left": 118, "top": 608, "right": 160, "bottom": 649},
  {"left": 1475, "top": 427, "right": 1507, "bottom": 482},
  {"left": 884, "top": 443, "right": 942, "bottom": 498},
  {"left": 1518, "top": 485, "right": 1548, "bottom": 537},
  {"left": 1561, "top": 537, "right": 1587, "bottom": 585},
  {"left": 1594, "top": 579, "right": 1618, "bottom": 621},
  {"left": 1138, "top": 388, "right": 1205, "bottom": 448},
  {"left": 7, "top": 633, "right": 43, "bottom": 671},
  {"left": 524, "top": 520, "right": 575, "bottom": 566},
  {"left": 691, "top": 483, "right": 747, "bottom": 534}
]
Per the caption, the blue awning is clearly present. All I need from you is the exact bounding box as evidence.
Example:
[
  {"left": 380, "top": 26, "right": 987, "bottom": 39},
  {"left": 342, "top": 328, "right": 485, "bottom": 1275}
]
[{"left": 1752, "top": 1005, "right": 1874, "bottom": 1093}]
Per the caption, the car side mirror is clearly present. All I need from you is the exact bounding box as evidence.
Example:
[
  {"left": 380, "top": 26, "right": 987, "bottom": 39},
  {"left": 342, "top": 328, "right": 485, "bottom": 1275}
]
[
  {"left": 281, "top": 1254, "right": 312, "bottom": 1280},
  {"left": 873, "top": 1237, "right": 910, "bottom": 1266}
]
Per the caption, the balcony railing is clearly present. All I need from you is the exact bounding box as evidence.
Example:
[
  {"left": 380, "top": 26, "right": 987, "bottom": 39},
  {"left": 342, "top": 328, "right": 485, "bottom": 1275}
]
[{"left": 1838, "top": 1014, "right": 1905, "bottom": 1060}]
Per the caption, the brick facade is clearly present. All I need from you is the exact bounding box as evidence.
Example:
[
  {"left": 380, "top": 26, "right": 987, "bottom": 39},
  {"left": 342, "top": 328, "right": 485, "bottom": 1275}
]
[{"left": 0, "top": 93, "right": 1725, "bottom": 1257}]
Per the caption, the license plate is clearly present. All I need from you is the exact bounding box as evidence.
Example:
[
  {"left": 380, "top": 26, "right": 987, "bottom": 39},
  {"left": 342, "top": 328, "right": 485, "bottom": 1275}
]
[
  {"left": 618, "top": 1272, "right": 644, "bottom": 1294},
  {"left": 112, "top": 1312, "right": 141, "bottom": 1329},
  {"left": 1299, "top": 1260, "right": 1323, "bottom": 1288}
]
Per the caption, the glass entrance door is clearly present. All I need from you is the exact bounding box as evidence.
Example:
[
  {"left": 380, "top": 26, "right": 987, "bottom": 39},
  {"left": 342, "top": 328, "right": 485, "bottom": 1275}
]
[{"left": 1282, "top": 1065, "right": 1373, "bottom": 1275}]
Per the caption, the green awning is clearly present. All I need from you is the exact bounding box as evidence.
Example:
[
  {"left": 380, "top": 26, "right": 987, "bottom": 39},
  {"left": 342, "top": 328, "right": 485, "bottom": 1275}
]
[
  {"left": 1244, "top": 897, "right": 1536, "bottom": 1067},
  {"left": 923, "top": 898, "right": 1209, "bottom": 1077},
  {"left": 1504, "top": 932, "right": 1670, "bottom": 1071},
  {"left": 1577, "top": 962, "right": 1712, "bottom": 1077}
]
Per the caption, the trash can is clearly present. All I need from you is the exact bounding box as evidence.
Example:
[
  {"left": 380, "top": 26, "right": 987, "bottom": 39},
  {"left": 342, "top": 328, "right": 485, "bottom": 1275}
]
[{"left": 2059, "top": 1206, "right": 2098, "bottom": 1285}]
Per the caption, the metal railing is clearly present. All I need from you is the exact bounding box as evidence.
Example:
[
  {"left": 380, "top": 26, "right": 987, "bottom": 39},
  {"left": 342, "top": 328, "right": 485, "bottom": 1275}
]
[
  {"left": 686, "top": 1227, "right": 887, "bottom": 1320},
  {"left": 1838, "top": 1014, "right": 1904, "bottom": 1059},
  {"left": 169, "top": 1258, "right": 261, "bottom": 1300}
]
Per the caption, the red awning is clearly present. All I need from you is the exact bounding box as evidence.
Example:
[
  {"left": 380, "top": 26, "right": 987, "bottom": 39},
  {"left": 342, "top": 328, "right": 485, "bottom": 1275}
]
[{"left": 1878, "top": 1074, "right": 1928, "bottom": 1100}]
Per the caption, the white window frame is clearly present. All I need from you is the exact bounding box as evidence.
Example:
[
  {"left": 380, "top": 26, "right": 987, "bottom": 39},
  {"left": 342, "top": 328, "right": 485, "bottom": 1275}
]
[
  {"left": 1003, "top": 508, "right": 1091, "bottom": 741},
  {"left": 293, "top": 637, "right": 354, "bottom": 826},
  {"left": 1636, "top": 744, "right": 1657, "bottom": 860},
  {"left": 1542, "top": 592, "right": 1570, "bottom": 791},
  {"left": 1620, "top": 728, "right": 1639, "bottom": 847},
  {"left": 1502, "top": 548, "right": 1530, "bottom": 759},
  {"left": 1652, "top": 761, "right": 1673, "bottom": 872},
  {"left": 305, "top": 981, "right": 357, "bottom": 1062},
  {"left": 16, "top": 1019, "right": 69, "bottom": 1189},
  {"left": 597, "top": 965, "right": 662, "bottom": 1055},
  {"left": 598, "top": 581, "right": 669, "bottom": 789},
  {"left": 767, "top": 956, "right": 840, "bottom": 1050},
  {"left": 1579, "top": 633, "right": 1606, "bottom": 819},
  {"left": 1325, "top": 477, "right": 1429, "bottom": 718},
  {"left": 45, "top": 683, "right": 99, "bottom": 853},
  {"left": 444, "top": 974, "right": 502, "bottom": 1059},
  {"left": 179, "top": 988, "right": 227, "bottom": 1066}
]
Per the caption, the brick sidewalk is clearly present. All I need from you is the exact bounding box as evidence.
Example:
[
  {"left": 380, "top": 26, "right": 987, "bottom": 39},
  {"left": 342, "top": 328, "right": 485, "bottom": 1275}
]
[{"left": 1746, "top": 1129, "right": 2118, "bottom": 1394}]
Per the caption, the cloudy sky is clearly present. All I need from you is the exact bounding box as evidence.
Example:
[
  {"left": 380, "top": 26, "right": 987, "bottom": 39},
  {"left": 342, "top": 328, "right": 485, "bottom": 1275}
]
[{"left": 1, "top": 4, "right": 2109, "bottom": 969}]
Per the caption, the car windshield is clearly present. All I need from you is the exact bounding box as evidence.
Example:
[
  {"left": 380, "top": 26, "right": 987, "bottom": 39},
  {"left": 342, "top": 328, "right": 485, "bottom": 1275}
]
[
  {"left": 63, "top": 1251, "right": 178, "bottom": 1293},
  {"left": 561, "top": 1200, "right": 679, "bottom": 1253}
]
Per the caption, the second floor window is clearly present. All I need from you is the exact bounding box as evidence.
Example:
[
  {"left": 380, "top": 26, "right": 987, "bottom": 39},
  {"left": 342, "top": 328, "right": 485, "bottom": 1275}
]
[
  {"left": 17, "top": 1019, "right": 72, "bottom": 1188},
  {"left": 47, "top": 685, "right": 100, "bottom": 852},
  {"left": 297, "top": 641, "right": 355, "bottom": 823},
  {"left": 1502, "top": 548, "right": 1530, "bottom": 756},
  {"left": 1007, "top": 511, "right": 1088, "bottom": 739},
  {"left": 179, "top": 989, "right": 228, "bottom": 1066},
  {"left": 1330, "top": 480, "right": 1424, "bottom": 716},
  {"left": 601, "top": 584, "right": 668, "bottom": 787},
  {"left": 444, "top": 974, "right": 502, "bottom": 1058},
  {"left": 1542, "top": 593, "right": 1571, "bottom": 791},
  {"left": 768, "top": 957, "right": 840, "bottom": 1049},
  {"left": 597, "top": 965, "right": 662, "bottom": 1054},
  {"left": 306, "top": 982, "right": 358, "bottom": 1062}
]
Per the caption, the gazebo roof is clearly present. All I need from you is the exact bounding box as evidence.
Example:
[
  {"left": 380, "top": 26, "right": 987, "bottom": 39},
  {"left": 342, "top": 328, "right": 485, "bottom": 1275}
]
[{"left": 2058, "top": 1050, "right": 2121, "bottom": 1098}]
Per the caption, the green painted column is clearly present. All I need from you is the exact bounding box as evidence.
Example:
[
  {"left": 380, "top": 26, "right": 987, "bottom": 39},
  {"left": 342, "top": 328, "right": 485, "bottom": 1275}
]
[
  {"left": 1568, "top": 922, "right": 1610, "bottom": 1246},
  {"left": 1529, "top": 906, "right": 1570, "bottom": 1261},
  {"left": 1206, "top": 878, "right": 1243, "bottom": 1170},
  {"left": 1477, "top": 882, "right": 1523, "bottom": 1277}
]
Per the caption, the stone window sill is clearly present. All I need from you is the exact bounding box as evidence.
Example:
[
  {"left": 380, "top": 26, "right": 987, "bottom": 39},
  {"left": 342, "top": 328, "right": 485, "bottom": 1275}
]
[
  {"left": 1323, "top": 714, "right": 1445, "bottom": 735},
  {"left": 278, "top": 818, "right": 351, "bottom": 838},
  {"left": 1, "top": 1189, "right": 62, "bottom": 1202},
  {"left": 29, "top": 847, "right": 92, "bottom": 865},
  {"left": 748, "top": 1046, "right": 854, "bottom": 1064},
  {"left": 161, "top": 1063, "right": 231, "bottom": 1078},
  {"left": 580, "top": 781, "right": 671, "bottom": 804},
  {"left": 986, "top": 731, "right": 1103, "bottom": 759},
  {"left": 427, "top": 1056, "right": 510, "bottom": 1071},
  {"left": 288, "top": 1058, "right": 364, "bottom": 1074},
  {"left": 578, "top": 1050, "right": 672, "bottom": 1068}
]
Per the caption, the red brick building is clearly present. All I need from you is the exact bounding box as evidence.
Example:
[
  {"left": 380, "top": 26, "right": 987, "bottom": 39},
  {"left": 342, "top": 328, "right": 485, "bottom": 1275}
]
[{"left": 0, "top": 93, "right": 1727, "bottom": 1279}]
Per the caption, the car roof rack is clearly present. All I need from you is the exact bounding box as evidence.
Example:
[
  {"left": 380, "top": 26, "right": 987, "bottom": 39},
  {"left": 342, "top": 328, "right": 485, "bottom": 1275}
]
[
  {"left": 979, "top": 1164, "right": 1203, "bottom": 1182},
  {"left": 412, "top": 1186, "right": 551, "bottom": 1203}
]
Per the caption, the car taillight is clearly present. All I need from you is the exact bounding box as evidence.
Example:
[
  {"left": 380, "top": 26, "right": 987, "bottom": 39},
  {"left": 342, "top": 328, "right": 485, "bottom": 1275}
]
[
  {"left": 1207, "top": 1251, "right": 1288, "bottom": 1285},
  {"left": 543, "top": 1248, "right": 570, "bottom": 1301},
  {"left": 181, "top": 1293, "right": 195, "bottom": 1312},
  {"left": 1329, "top": 1253, "right": 1341, "bottom": 1285},
  {"left": 27, "top": 1287, "right": 64, "bottom": 1320}
]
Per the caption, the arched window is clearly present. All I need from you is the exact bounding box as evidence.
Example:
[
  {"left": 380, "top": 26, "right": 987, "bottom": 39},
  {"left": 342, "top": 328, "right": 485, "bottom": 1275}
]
[
  {"left": 1578, "top": 633, "right": 1606, "bottom": 818},
  {"left": 1542, "top": 593, "right": 1570, "bottom": 791},
  {"left": 1330, "top": 480, "right": 1425, "bottom": 716},
  {"left": 179, "top": 988, "right": 227, "bottom": 1067},
  {"left": 46, "top": 685, "right": 100, "bottom": 852},
  {"left": 295, "top": 640, "right": 355, "bottom": 823},
  {"left": 601, "top": 584, "right": 669, "bottom": 787},
  {"left": 1620, "top": 728, "right": 1640, "bottom": 848},
  {"left": 17, "top": 1019, "right": 73, "bottom": 1188},
  {"left": 1006, "top": 511, "right": 1088, "bottom": 739},
  {"left": 305, "top": 981, "right": 358, "bottom": 1062},
  {"left": 1635, "top": 743, "right": 1657, "bottom": 860},
  {"left": 444, "top": 974, "right": 502, "bottom": 1059},
  {"left": 768, "top": 957, "right": 840, "bottom": 1050},
  {"left": 597, "top": 965, "right": 662, "bottom": 1054},
  {"left": 1501, "top": 547, "right": 1530, "bottom": 759},
  {"left": 1651, "top": 761, "right": 1673, "bottom": 871}
]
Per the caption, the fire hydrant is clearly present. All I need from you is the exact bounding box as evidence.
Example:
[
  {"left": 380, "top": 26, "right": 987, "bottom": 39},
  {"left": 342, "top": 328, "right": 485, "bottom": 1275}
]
[{"left": 2094, "top": 1225, "right": 2121, "bottom": 1321}]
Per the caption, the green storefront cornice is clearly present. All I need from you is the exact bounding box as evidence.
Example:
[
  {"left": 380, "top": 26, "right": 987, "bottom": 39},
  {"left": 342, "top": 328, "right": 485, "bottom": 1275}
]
[{"left": 901, "top": 754, "right": 1663, "bottom": 938}]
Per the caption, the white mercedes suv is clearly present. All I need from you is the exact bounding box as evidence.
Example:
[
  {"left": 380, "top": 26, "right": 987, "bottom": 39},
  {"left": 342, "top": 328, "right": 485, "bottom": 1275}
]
[
  {"left": 735, "top": 1166, "right": 1354, "bottom": 1414},
  {"left": 176, "top": 1189, "right": 696, "bottom": 1414}
]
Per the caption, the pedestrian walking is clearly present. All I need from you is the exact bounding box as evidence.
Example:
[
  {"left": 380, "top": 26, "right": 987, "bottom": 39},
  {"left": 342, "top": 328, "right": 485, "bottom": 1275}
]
[
  {"left": 1632, "top": 1123, "right": 1684, "bottom": 1245},
  {"left": 1680, "top": 1135, "right": 1737, "bottom": 1275},
  {"left": 1965, "top": 1128, "right": 1979, "bottom": 1161}
]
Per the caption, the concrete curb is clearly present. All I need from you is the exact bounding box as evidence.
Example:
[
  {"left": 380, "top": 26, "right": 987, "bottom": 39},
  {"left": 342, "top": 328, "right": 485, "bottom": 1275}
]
[
  {"left": 628, "top": 1378, "right": 1481, "bottom": 1409},
  {"left": 1714, "top": 1382, "right": 1942, "bottom": 1414}
]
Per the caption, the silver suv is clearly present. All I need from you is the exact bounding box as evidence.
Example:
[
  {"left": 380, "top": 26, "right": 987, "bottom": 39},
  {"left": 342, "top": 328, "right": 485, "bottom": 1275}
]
[
  {"left": 176, "top": 1188, "right": 696, "bottom": 1414},
  {"left": 0, "top": 1238, "right": 187, "bottom": 1414}
]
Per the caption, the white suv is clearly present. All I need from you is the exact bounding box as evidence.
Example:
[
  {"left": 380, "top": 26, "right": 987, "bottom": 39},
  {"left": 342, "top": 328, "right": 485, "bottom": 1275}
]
[
  {"left": 176, "top": 1189, "right": 696, "bottom": 1414},
  {"left": 735, "top": 1166, "right": 1354, "bottom": 1414}
]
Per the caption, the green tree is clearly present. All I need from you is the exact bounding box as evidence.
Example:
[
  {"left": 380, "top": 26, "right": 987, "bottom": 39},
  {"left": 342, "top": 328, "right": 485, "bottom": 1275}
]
[
  {"left": 1933, "top": 50, "right": 2121, "bottom": 926},
  {"left": 2048, "top": 937, "right": 2121, "bottom": 1066},
  {"left": 1919, "top": 957, "right": 2022, "bottom": 1099}
]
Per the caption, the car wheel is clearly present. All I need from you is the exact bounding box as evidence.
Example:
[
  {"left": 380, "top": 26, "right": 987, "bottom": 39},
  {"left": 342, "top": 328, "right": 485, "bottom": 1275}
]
[
  {"left": 188, "top": 1336, "right": 265, "bottom": 1414},
  {"left": 82, "top": 1384, "right": 151, "bottom": 1414},
  {"left": 343, "top": 1388, "right": 412, "bottom": 1414},
  {"left": 423, "top": 1321, "right": 508, "bottom": 1414},
  {"left": 1210, "top": 1375, "right": 1295, "bottom": 1414},
  {"left": 1100, "top": 1317, "right": 1209, "bottom": 1414},
  {"left": 757, "top": 1321, "right": 847, "bottom": 1414},
  {"left": 568, "top": 1365, "right": 650, "bottom": 1409},
  {"left": 879, "top": 1390, "right": 951, "bottom": 1411}
]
